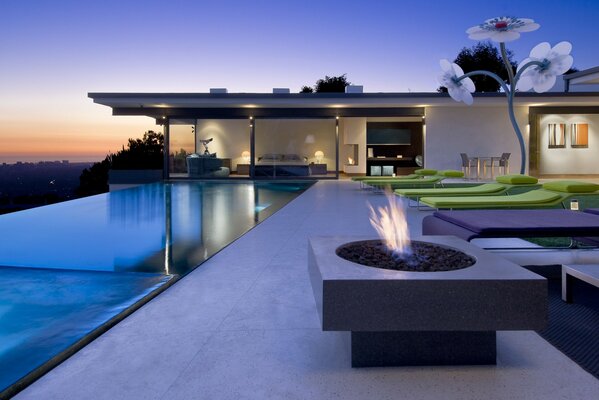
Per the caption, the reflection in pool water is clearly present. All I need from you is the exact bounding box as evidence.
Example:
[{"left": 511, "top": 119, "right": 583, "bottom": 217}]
[{"left": 0, "top": 181, "right": 310, "bottom": 275}]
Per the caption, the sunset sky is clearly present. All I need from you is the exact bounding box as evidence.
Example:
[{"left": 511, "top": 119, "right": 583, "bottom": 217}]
[{"left": 2, "top": 0, "right": 598, "bottom": 163}]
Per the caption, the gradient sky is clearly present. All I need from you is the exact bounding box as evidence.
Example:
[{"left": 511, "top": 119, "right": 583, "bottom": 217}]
[{"left": 1, "top": 0, "right": 598, "bottom": 163}]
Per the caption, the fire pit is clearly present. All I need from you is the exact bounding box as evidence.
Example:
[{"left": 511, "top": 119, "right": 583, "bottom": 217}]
[
  {"left": 308, "top": 194, "right": 547, "bottom": 367},
  {"left": 309, "top": 235, "right": 547, "bottom": 367}
]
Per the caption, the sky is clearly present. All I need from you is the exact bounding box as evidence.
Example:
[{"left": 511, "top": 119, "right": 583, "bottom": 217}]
[{"left": 1, "top": 0, "right": 598, "bottom": 163}]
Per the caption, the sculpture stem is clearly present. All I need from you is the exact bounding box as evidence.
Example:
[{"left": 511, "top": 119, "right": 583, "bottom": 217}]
[
  {"left": 506, "top": 89, "right": 526, "bottom": 174},
  {"left": 456, "top": 59, "right": 546, "bottom": 175},
  {"left": 500, "top": 43, "right": 515, "bottom": 92}
]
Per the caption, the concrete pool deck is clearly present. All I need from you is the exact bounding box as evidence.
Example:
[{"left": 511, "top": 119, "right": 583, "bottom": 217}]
[{"left": 16, "top": 180, "right": 599, "bottom": 399}]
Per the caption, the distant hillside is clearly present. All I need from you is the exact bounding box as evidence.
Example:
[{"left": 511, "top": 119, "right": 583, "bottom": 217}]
[{"left": 0, "top": 161, "right": 93, "bottom": 214}]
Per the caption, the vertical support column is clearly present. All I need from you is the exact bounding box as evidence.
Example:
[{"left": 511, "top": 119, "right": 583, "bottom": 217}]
[
  {"left": 335, "top": 116, "right": 339, "bottom": 179},
  {"left": 163, "top": 117, "right": 170, "bottom": 180},
  {"left": 164, "top": 183, "right": 173, "bottom": 275},
  {"left": 194, "top": 119, "right": 198, "bottom": 154},
  {"left": 528, "top": 112, "right": 538, "bottom": 177},
  {"left": 249, "top": 116, "right": 255, "bottom": 179}
]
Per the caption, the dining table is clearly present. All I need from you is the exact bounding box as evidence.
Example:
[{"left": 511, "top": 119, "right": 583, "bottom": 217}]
[{"left": 473, "top": 156, "right": 502, "bottom": 180}]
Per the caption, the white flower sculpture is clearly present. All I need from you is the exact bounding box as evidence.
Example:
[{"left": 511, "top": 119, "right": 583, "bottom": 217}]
[
  {"left": 466, "top": 17, "right": 540, "bottom": 43},
  {"left": 517, "top": 41, "right": 574, "bottom": 93},
  {"left": 438, "top": 60, "right": 475, "bottom": 105},
  {"left": 439, "top": 16, "right": 573, "bottom": 174}
]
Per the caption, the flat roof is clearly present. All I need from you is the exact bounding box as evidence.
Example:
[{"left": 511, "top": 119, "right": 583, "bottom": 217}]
[
  {"left": 88, "top": 91, "right": 599, "bottom": 121},
  {"left": 564, "top": 66, "right": 599, "bottom": 85}
]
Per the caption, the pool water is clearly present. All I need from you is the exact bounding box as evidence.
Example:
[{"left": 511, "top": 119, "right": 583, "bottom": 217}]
[{"left": 0, "top": 181, "right": 311, "bottom": 395}]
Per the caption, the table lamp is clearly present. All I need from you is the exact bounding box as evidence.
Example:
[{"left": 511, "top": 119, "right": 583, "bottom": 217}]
[
  {"left": 241, "top": 150, "right": 250, "bottom": 163},
  {"left": 314, "top": 150, "right": 324, "bottom": 163}
]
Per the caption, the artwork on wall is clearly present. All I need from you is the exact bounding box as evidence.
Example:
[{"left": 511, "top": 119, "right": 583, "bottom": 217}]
[
  {"left": 571, "top": 123, "right": 589, "bottom": 148},
  {"left": 548, "top": 123, "right": 566, "bottom": 148}
]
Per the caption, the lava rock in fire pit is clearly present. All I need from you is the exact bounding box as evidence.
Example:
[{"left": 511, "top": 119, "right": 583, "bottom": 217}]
[{"left": 336, "top": 240, "right": 475, "bottom": 272}]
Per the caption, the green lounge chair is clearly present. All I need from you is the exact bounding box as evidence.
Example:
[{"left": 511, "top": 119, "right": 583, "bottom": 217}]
[
  {"left": 394, "top": 175, "right": 541, "bottom": 207},
  {"left": 351, "top": 174, "right": 419, "bottom": 182},
  {"left": 419, "top": 188, "right": 598, "bottom": 210},
  {"left": 363, "top": 175, "right": 447, "bottom": 190},
  {"left": 360, "top": 170, "right": 464, "bottom": 190},
  {"left": 395, "top": 183, "right": 511, "bottom": 208},
  {"left": 352, "top": 168, "right": 438, "bottom": 188},
  {"left": 352, "top": 174, "right": 420, "bottom": 188}
]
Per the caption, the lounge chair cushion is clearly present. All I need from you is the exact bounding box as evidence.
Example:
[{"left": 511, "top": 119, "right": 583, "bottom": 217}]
[
  {"left": 395, "top": 183, "right": 506, "bottom": 197},
  {"left": 421, "top": 190, "right": 562, "bottom": 209},
  {"left": 429, "top": 209, "right": 599, "bottom": 236},
  {"left": 542, "top": 180, "right": 599, "bottom": 193},
  {"left": 414, "top": 169, "right": 438, "bottom": 176},
  {"left": 496, "top": 174, "right": 538, "bottom": 184},
  {"left": 439, "top": 170, "right": 465, "bottom": 178}
]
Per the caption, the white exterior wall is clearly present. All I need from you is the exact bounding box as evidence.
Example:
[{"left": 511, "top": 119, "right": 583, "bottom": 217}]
[
  {"left": 195, "top": 119, "right": 249, "bottom": 171},
  {"left": 341, "top": 117, "right": 366, "bottom": 174},
  {"left": 539, "top": 114, "right": 599, "bottom": 174},
  {"left": 425, "top": 106, "right": 529, "bottom": 173}
]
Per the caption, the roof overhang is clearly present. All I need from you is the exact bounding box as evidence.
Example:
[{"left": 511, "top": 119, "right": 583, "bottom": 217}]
[
  {"left": 88, "top": 91, "right": 599, "bottom": 122},
  {"left": 564, "top": 66, "right": 599, "bottom": 85}
]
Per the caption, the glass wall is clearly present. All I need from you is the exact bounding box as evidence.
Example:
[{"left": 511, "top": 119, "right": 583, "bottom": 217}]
[
  {"left": 168, "top": 120, "right": 195, "bottom": 176},
  {"left": 169, "top": 118, "right": 250, "bottom": 179},
  {"left": 254, "top": 118, "right": 337, "bottom": 178},
  {"left": 169, "top": 117, "right": 338, "bottom": 179}
]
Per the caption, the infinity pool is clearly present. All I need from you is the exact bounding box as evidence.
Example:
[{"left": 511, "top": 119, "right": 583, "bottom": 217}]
[{"left": 0, "top": 181, "right": 311, "bottom": 396}]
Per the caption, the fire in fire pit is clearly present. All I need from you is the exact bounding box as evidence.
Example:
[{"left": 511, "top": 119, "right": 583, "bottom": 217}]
[{"left": 337, "top": 191, "right": 475, "bottom": 272}]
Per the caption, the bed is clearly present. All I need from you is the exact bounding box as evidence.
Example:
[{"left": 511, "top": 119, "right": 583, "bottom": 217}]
[{"left": 254, "top": 153, "right": 310, "bottom": 177}]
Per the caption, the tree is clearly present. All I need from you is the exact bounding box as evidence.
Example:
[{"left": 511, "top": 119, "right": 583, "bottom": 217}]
[
  {"left": 77, "top": 157, "right": 112, "bottom": 196},
  {"left": 110, "top": 130, "right": 164, "bottom": 170},
  {"left": 438, "top": 42, "right": 517, "bottom": 93},
  {"left": 300, "top": 74, "right": 351, "bottom": 93},
  {"left": 77, "top": 130, "right": 164, "bottom": 196}
]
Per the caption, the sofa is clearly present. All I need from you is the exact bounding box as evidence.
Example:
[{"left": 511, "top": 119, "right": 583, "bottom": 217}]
[{"left": 186, "top": 154, "right": 230, "bottom": 178}]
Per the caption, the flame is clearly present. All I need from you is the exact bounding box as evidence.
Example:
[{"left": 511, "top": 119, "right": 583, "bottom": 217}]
[
  {"left": 368, "top": 191, "right": 411, "bottom": 257},
  {"left": 348, "top": 157, "right": 354, "bottom": 165}
]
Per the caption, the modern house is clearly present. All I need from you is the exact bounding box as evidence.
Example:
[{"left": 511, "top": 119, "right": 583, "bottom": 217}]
[{"left": 89, "top": 68, "right": 599, "bottom": 180}]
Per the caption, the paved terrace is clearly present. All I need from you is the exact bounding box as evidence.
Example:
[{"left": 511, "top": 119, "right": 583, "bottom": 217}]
[{"left": 17, "top": 180, "right": 599, "bottom": 399}]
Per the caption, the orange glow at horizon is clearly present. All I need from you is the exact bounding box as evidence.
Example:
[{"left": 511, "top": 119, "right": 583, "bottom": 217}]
[{"left": 0, "top": 116, "right": 160, "bottom": 163}]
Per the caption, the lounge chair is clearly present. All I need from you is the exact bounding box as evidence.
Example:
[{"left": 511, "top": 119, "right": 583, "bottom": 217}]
[
  {"left": 422, "top": 209, "right": 599, "bottom": 245},
  {"left": 394, "top": 175, "right": 540, "bottom": 207},
  {"left": 362, "top": 175, "right": 446, "bottom": 190},
  {"left": 352, "top": 173, "right": 420, "bottom": 181},
  {"left": 352, "top": 174, "right": 420, "bottom": 189},
  {"left": 360, "top": 170, "right": 463, "bottom": 190},
  {"left": 352, "top": 169, "right": 438, "bottom": 188},
  {"left": 418, "top": 180, "right": 599, "bottom": 210}
]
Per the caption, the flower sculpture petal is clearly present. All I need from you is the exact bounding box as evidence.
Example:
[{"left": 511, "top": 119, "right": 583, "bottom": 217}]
[
  {"left": 438, "top": 59, "right": 476, "bottom": 105},
  {"left": 516, "top": 41, "right": 574, "bottom": 93},
  {"left": 466, "top": 17, "right": 540, "bottom": 43}
]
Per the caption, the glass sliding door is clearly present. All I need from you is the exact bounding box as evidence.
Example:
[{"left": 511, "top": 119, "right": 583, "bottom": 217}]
[
  {"left": 169, "top": 118, "right": 251, "bottom": 179},
  {"left": 194, "top": 118, "right": 251, "bottom": 178},
  {"left": 254, "top": 118, "right": 336, "bottom": 178},
  {"left": 168, "top": 119, "right": 195, "bottom": 177}
]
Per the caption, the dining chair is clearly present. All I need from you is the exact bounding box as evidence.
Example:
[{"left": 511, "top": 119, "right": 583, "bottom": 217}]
[
  {"left": 498, "top": 152, "right": 510, "bottom": 175},
  {"left": 490, "top": 152, "right": 510, "bottom": 176},
  {"left": 460, "top": 153, "right": 478, "bottom": 179}
]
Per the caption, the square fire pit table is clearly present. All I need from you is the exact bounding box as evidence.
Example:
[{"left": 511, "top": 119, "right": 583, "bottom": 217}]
[{"left": 308, "top": 235, "right": 547, "bottom": 367}]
